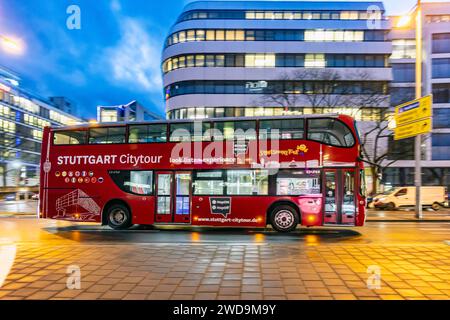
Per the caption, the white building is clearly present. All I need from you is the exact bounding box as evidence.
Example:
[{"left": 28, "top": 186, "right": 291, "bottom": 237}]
[
  {"left": 386, "top": 2, "right": 450, "bottom": 190},
  {"left": 97, "top": 100, "right": 163, "bottom": 123},
  {"left": 163, "top": 1, "right": 392, "bottom": 121},
  {"left": 0, "top": 66, "right": 81, "bottom": 189}
]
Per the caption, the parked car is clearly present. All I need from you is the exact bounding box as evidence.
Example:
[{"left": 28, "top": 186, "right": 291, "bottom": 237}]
[
  {"left": 373, "top": 186, "right": 448, "bottom": 211},
  {"left": 31, "top": 193, "right": 39, "bottom": 201}
]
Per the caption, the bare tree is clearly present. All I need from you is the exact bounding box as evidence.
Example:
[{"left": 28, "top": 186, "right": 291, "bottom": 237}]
[{"left": 258, "top": 68, "right": 407, "bottom": 195}]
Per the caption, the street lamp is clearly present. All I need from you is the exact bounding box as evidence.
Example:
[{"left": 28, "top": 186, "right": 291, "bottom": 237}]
[
  {"left": 396, "top": 0, "right": 423, "bottom": 219},
  {"left": 0, "top": 35, "right": 24, "bottom": 55}
]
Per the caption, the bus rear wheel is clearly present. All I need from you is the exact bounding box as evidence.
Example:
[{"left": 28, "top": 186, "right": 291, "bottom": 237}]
[
  {"left": 107, "top": 204, "right": 132, "bottom": 230},
  {"left": 270, "top": 205, "right": 299, "bottom": 233}
]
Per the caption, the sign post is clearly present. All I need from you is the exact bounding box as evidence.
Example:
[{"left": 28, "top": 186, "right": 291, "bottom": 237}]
[{"left": 393, "top": 94, "right": 432, "bottom": 219}]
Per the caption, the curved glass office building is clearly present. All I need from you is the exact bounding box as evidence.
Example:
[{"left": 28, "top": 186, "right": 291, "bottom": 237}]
[{"left": 163, "top": 1, "right": 392, "bottom": 120}]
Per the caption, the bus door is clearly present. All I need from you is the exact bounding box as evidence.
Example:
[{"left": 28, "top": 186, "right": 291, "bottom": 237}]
[
  {"left": 323, "top": 169, "right": 356, "bottom": 226},
  {"left": 155, "top": 171, "right": 192, "bottom": 224}
]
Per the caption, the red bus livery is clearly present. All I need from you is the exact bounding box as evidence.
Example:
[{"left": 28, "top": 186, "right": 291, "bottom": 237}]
[{"left": 39, "top": 115, "right": 366, "bottom": 232}]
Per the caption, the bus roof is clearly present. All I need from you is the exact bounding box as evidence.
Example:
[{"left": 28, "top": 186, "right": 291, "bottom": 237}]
[{"left": 50, "top": 113, "right": 352, "bottom": 131}]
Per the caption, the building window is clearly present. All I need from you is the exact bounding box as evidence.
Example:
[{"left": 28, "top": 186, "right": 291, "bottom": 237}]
[
  {"left": 426, "top": 15, "right": 450, "bottom": 23},
  {"left": 392, "top": 64, "right": 415, "bottom": 83},
  {"left": 99, "top": 109, "right": 118, "bottom": 122},
  {"left": 164, "top": 28, "right": 386, "bottom": 47},
  {"left": 432, "top": 58, "right": 450, "bottom": 79},
  {"left": 387, "top": 136, "right": 414, "bottom": 160},
  {"left": 433, "top": 84, "right": 450, "bottom": 103},
  {"left": 432, "top": 134, "right": 450, "bottom": 160},
  {"left": 245, "top": 54, "right": 276, "bottom": 67},
  {"left": 305, "top": 54, "right": 326, "bottom": 68},
  {"left": 165, "top": 80, "right": 388, "bottom": 99},
  {"left": 162, "top": 53, "right": 388, "bottom": 73},
  {"left": 304, "top": 30, "right": 364, "bottom": 42},
  {"left": 391, "top": 39, "right": 416, "bottom": 59},
  {"left": 433, "top": 109, "right": 450, "bottom": 128},
  {"left": 432, "top": 33, "right": 450, "bottom": 54},
  {"left": 178, "top": 10, "right": 383, "bottom": 22},
  {"left": 168, "top": 107, "right": 384, "bottom": 122},
  {"left": 390, "top": 87, "right": 415, "bottom": 107}
]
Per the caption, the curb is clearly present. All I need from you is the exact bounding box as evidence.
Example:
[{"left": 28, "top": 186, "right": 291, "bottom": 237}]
[{"left": 367, "top": 219, "right": 450, "bottom": 223}]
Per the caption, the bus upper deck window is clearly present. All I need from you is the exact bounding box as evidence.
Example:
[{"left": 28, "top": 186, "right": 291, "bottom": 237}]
[
  {"left": 89, "top": 127, "right": 126, "bottom": 144},
  {"left": 170, "top": 122, "right": 211, "bottom": 142},
  {"left": 129, "top": 124, "right": 167, "bottom": 143},
  {"left": 53, "top": 130, "right": 86, "bottom": 145},
  {"left": 214, "top": 120, "right": 256, "bottom": 141},
  {"left": 259, "top": 119, "right": 304, "bottom": 140},
  {"left": 307, "top": 118, "right": 355, "bottom": 147}
]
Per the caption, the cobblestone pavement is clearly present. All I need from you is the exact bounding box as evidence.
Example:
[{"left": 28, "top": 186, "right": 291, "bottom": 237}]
[{"left": 0, "top": 218, "right": 449, "bottom": 300}]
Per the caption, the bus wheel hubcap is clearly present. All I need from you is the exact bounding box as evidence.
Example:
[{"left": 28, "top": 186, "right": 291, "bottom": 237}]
[
  {"left": 111, "top": 209, "right": 126, "bottom": 225},
  {"left": 275, "top": 210, "right": 294, "bottom": 229}
]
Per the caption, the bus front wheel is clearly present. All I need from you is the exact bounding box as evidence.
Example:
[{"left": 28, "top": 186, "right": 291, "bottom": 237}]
[
  {"left": 270, "top": 205, "right": 299, "bottom": 233},
  {"left": 107, "top": 204, "right": 132, "bottom": 230}
]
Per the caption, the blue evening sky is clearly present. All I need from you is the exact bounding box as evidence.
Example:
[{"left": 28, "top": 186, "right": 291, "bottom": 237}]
[{"left": 0, "top": 0, "right": 446, "bottom": 119}]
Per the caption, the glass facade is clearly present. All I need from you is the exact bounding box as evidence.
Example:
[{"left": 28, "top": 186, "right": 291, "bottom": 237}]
[
  {"left": 165, "top": 29, "right": 387, "bottom": 47},
  {"left": 177, "top": 10, "right": 383, "bottom": 22},
  {"left": 432, "top": 134, "right": 450, "bottom": 160},
  {"left": 391, "top": 39, "right": 416, "bottom": 59},
  {"left": 165, "top": 80, "right": 388, "bottom": 98},
  {"left": 392, "top": 64, "right": 416, "bottom": 83},
  {"left": 167, "top": 106, "right": 384, "bottom": 122},
  {"left": 434, "top": 109, "right": 450, "bottom": 128},
  {"left": 432, "top": 33, "right": 450, "bottom": 54},
  {"left": 390, "top": 87, "right": 415, "bottom": 107},
  {"left": 433, "top": 84, "right": 450, "bottom": 104},
  {"left": 432, "top": 58, "right": 450, "bottom": 79},
  {"left": 163, "top": 53, "right": 388, "bottom": 73},
  {"left": 0, "top": 82, "right": 80, "bottom": 187},
  {"left": 383, "top": 168, "right": 450, "bottom": 190}
]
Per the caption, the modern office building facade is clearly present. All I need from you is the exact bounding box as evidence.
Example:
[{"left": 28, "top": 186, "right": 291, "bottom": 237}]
[
  {"left": 163, "top": 0, "right": 392, "bottom": 122},
  {"left": 385, "top": 2, "right": 450, "bottom": 190},
  {"left": 97, "top": 100, "right": 163, "bottom": 123},
  {"left": 0, "top": 66, "right": 81, "bottom": 189}
]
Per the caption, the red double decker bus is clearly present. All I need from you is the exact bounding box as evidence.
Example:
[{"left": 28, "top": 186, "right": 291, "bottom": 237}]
[{"left": 39, "top": 114, "right": 366, "bottom": 232}]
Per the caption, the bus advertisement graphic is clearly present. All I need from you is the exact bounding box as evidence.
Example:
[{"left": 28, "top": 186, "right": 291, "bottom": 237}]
[
  {"left": 209, "top": 197, "right": 232, "bottom": 218},
  {"left": 55, "top": 189, "right": 101, "bottom": 221}
]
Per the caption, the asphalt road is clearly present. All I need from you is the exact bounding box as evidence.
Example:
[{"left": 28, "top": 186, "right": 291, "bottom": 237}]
[{"left": 0, "top": 216, "right": 449, "bottom": 245}]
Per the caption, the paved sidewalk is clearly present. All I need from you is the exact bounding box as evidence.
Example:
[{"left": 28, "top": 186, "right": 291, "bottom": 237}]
[{"left": 1, "top": 241, "right": 450, "bottom": 300}]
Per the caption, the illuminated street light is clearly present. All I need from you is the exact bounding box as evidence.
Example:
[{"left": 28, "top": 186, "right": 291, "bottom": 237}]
[
  {"left": 396, "top": 15, "right": 412, "bottom": 28},
  {"left": 0, "top": 35, "right": 25, "bottom": 55}
]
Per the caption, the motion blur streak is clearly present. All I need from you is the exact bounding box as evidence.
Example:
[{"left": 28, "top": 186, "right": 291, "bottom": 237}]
[{"left": 0, "top": 243, "right": 16, "bottom": 288}]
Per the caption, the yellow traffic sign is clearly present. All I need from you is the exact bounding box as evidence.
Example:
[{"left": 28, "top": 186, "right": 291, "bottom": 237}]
[
  {"left": 394, "top": 95, "right": 432, "bottom": 127},
  {"left": 394, "top": 118, "right": 432, "bottom": 140}
]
